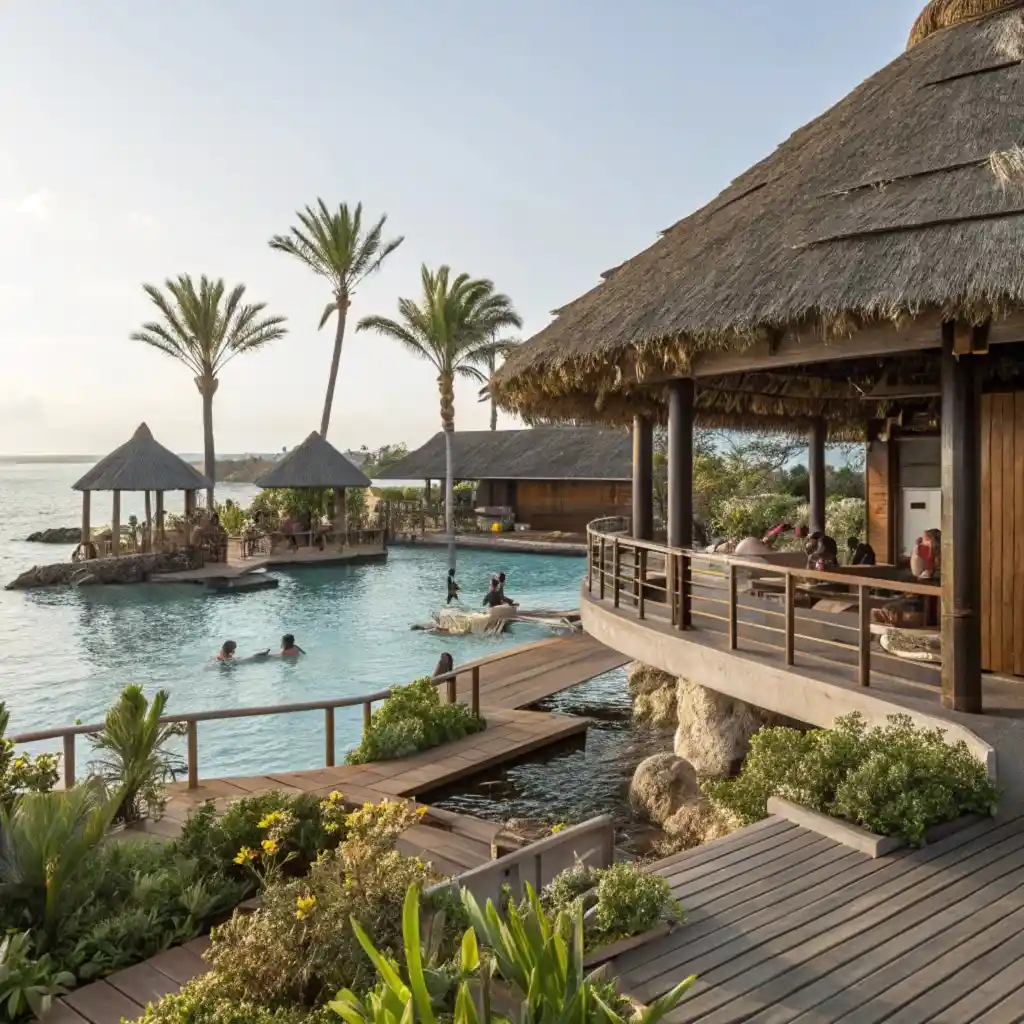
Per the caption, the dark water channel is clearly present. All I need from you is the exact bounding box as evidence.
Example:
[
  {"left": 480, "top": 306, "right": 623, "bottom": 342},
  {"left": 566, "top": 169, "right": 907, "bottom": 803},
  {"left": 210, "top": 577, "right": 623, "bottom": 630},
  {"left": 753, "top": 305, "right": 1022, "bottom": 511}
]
[{"left": 429, "top": 668, "right": 674, "bottom": 854}]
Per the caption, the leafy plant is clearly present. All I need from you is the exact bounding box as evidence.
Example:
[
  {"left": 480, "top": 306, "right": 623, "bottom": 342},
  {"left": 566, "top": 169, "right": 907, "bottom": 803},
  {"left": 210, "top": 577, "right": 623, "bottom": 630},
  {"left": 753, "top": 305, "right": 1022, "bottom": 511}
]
[
  {"left": 703, "top": 713, "right": 1000, "bottom": 845},
  {"left": 88, "top": 685, "right": 186, "bottom": 823},
  {"left": 0, "top": 703, "right": 60, "bottom": 809},
  {"left": 0, "top": 931, "right": 75, "bottom": 1022},
  {"left": 347, "top": 678, "right": 485, "bottom": 765}
]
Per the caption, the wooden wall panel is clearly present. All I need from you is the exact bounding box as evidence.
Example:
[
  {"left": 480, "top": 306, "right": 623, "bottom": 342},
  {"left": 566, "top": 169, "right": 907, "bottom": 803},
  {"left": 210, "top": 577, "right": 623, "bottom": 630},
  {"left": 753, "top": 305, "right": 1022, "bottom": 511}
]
[
  {"left": 981, "top": 397, "right": 991, "bottom": 673},
  {"left": 514, "top": 481, "right": 631, "bottom": 533},
  {"left": 865, "top": 439, "right": 894, "bottom": 564}
]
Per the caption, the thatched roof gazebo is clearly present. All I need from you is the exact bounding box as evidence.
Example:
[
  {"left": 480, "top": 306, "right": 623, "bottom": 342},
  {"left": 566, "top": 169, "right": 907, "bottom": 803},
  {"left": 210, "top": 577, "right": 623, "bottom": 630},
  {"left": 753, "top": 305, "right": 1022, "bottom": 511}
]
[
  {"left": 73, "top": 423, "right": 212, "bottom": 557},
  {"left": 492, "top": 0, "right": 1024, "bottom": 713}
]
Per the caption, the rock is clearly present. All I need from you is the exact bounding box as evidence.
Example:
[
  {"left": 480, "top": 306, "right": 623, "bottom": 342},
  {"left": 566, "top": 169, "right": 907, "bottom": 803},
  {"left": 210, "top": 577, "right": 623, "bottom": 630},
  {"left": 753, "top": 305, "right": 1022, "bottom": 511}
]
[
  {"left": 629, "top": 753, "right": 700, "bottom": 825},
  {"left": 627, "top": 662, "right": 677, "bottom": 728},
  {"left": 673, "top": 678, "right": 769, "bottom": 777},
  {"left": 5, "top": 549, "right": 203, "bottom": 590},
  {"left": 25, "top": 527, "right": 81, "bottom": 544},
  {"left": 661, "top": 802, "right": 736, "bottom": 847}
]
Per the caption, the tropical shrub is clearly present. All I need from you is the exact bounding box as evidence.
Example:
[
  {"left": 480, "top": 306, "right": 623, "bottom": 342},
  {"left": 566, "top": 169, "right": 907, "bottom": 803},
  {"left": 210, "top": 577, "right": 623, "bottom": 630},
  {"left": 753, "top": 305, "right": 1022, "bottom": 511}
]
[
  {"left": 346, "top": 679, "right": 485, "bottom": 765},
  {"left": 0, "top": 931, "right": 74, "bottom": 1021},
  {"left": 708, "top": 493, "right": 805, "bottom": 542},
  {"left": 0, "top": 703, "right": 59, "bottom": 809},
  {"left": 204, "top": 800, "right": 440, "bottom": 1007},
  {"left": 703, "top": 713, "right": 999, "bottom": 845},
  {"left": 88, "top": 685, "right": 186, "bottom": 822}
]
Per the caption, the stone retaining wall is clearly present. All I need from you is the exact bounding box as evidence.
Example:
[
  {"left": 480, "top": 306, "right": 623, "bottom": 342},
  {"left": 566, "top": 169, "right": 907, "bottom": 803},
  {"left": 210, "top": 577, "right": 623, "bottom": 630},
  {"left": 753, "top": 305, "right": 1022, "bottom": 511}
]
[{"left": 5, "top": 549, "right": 203, "bottom": 590}]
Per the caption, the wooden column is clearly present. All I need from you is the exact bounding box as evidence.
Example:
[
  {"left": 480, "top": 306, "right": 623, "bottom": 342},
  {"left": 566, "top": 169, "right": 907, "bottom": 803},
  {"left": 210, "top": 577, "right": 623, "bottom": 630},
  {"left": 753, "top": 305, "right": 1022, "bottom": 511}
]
[
  {"left": 184, "top": 489, "right": 195, "bottom": 519},
  {"left": 81, "top": 491, "right": 91, "bottom": 547},
  {"left": 809, "top": 416, "right": 827, "bottom": 536},
  {"left": 111, "top": 490, "right": 121, "bottom": 558},
  {"left": 667, "top": 379, "right": 694, "bottom": 549},
  {"left": 632, "top": 414, "right": 654, "bottom": 541},
  {"left": 156, "top": 491, "right": 165, "bottom": 546},
  {"left": 940, "top": 322, "right": 983, "bottom": 713},
  {"left": 143, "top": 490, "right": 152, "bottom": 553},
  {"left": 333, "top": 487, "right": 347, "bottom": 542}
]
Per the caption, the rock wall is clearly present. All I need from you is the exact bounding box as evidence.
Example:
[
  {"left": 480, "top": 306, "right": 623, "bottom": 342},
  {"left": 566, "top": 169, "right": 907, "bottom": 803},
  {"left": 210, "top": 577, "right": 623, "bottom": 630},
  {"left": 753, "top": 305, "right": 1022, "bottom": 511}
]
[{"left": 5, "top": 549, "right": 203, "bottom": 590}]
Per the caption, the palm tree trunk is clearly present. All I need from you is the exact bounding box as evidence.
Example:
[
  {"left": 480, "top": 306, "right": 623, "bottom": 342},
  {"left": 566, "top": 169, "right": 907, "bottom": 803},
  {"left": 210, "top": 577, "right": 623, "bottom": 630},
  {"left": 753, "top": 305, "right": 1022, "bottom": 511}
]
[
  {"left": 196, "top": 375, "right": 218, "bottom": 508},
  {"left": 440, "top": 371, "right": 456, "bottom": 571},
  {"left": 320, "top": 297, "right": 349, "bottom": 438},
  {"left": 489, "top": 352, "right": 498, "bottom": 431}
]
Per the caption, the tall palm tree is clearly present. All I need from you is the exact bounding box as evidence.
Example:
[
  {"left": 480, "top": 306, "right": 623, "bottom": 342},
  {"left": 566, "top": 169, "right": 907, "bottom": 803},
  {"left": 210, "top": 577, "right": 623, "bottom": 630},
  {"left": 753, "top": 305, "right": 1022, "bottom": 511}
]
[
  {"left": 358, "top": 266, "right": 522, "bottom": 568},
  {"left": 269, "top": 200, "right": 404, "bottom": 438},
  {"left": 468, "top": 335, "right": 521, "bottom": 430},
  {"left": 131, "top": 275, "right": 287, "bottom": 507}
]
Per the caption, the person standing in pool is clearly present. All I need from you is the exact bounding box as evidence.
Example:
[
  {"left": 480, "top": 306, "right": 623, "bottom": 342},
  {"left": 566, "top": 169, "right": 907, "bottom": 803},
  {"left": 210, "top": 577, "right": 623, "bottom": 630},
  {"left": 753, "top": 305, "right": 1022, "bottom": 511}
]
[
  {"left": 482, "top": 577, "right": 506, "bottom": 609},
  {"left": 280, "top": 634, "right": 305, "bottom": 657},
  {"left": 496, "top": 572, "right": 516, "bottom": 606},
  {"left": 446, "top": 568, "right": 461, "bottom": 604}
]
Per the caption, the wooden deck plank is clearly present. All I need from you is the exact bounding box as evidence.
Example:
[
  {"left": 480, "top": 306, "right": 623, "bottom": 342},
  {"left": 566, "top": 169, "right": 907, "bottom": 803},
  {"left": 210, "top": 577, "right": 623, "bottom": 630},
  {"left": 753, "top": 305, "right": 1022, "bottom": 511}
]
[
  {"left": 647, "top": 817, "right": 795, "bottom": 873},
  {"left": 928, "top": 954, "right": 1024, "bottom": 1023},
  {"left": 61, "top": 980, "right": 143, "bottom": 1024},
  {"left": 105, "top": 961, "right": 182, "bottom": 1007},
  {"left": 41, "top": 1003, "right": 91, "bottom": 1024},
  {"left": 969, "top": 991, "right": 1024, "bottom": 1024},
  {"left": 145, "top": 946, "right": 209, "bottom": 986}
]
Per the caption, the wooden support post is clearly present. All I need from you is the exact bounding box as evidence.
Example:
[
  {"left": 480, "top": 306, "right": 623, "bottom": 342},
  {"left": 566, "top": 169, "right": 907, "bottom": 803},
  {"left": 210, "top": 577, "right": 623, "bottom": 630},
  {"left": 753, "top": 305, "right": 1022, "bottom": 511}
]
[
  {"left": 447, "top": 674, "right": 457, "bottom": 704},
  {"left": 785, "top": 574, "right": 796, "bottom": 665},
  {"left": 144, "top": 490, "right": 152, "bottom": 553},
  {"left": 728, "top": 564, "right": 738, "bottom": 649},
  {"left": 587, "top": 534, "right": 594, "bottom": 592},
  {"left": 324, "top": 707, "right": 335, "bottom": 767},
  {"left": 667, "top": 379, "right": 694, "bottom": 549},
  {"left": 111, "top": 490, "right": 121, "bottom": 558},
  {"left": 63, "top": 733, "right": 76, "bottom": 790},
  {"left": 612, "top": 539, "right": 621, "bottom": 607},
  {"left": 680, "top": 554, "right": 691, "bottom": 630},
  {"left": 156, "top": 490, "right": 165, "bottom": 547},
  {"left": 666, "top": 552, "right": 676, "bottom": 626},
  {"left": 809, "top": 417, "right": 827, "bottom": 536},
  {"left": 858, "top": 584, "right": 871, "bottom": 688},
  {"left": 471, "top": 666, "right": 480, "bottom": 717},
  {"left": 186, "top": 721, "right": 198, "bottom": 789},
  {"left": 638, "top": 548, "right": 647, "bottom": 619},
  {"left": 184, "top": 489, "right": 195, "bottom": 519},
  {"left": 81, "top": 492, "right": 91, "bottom": 549},
  {"left": 363, "top": 701, "right": 373, "bottom": 735},
  {"left": 632, "top": 414, "right": 654, "bottom": 541},
  {"left": 940, "top": 322, "right": 983, "bottom": 713}
]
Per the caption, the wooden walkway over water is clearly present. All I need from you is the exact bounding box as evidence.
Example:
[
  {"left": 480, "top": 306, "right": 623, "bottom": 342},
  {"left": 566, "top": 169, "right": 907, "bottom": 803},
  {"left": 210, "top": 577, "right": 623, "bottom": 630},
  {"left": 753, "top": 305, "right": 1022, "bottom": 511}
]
[{"left": 612, "top": 811, "right": 1024, "bottom": 1023}]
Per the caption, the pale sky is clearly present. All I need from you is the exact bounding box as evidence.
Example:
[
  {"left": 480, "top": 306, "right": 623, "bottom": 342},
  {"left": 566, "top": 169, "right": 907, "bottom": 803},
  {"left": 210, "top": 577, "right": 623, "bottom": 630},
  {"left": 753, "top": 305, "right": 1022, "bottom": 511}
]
[{"left": 0, "top": 0, "right": 925, "bottom": 456}]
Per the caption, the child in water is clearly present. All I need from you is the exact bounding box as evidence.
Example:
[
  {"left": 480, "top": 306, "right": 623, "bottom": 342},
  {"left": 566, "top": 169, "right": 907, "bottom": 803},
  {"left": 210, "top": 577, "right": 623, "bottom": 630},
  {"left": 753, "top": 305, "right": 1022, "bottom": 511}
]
[{"left": 446, "top": 568, "right": 461, "bottom": 604}]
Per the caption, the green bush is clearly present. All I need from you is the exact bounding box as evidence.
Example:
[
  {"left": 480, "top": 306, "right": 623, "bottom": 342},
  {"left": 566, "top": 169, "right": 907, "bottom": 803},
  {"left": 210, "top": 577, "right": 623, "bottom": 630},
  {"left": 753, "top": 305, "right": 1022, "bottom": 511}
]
[
  {"left": 346, "top": 679, "right": 485, "bottom": 765},
  {"left": 0, "top": 931, "right": 74, "bottom": 1021},
  {"left": 0, "top": 703, "right": 59, "bottom": 810},
  {"left": 708, "top": 493, "right": 805, "bottom": 542},
  {"left": 703, "top": 713, "right": 999, "bottom": 845}
]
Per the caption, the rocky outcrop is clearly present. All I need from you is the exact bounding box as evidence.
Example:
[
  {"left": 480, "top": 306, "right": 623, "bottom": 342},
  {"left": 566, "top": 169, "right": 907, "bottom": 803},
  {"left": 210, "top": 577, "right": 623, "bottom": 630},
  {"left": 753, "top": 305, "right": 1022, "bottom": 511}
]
[
  {"left": 627, "top": 662, "right": 678, "bottom": 728},
  {"left": 5, "top": 549, "right": 203, "bottom": 590},
  {"left": 25, "top": 527, "right": 81, "bottom": 544}
]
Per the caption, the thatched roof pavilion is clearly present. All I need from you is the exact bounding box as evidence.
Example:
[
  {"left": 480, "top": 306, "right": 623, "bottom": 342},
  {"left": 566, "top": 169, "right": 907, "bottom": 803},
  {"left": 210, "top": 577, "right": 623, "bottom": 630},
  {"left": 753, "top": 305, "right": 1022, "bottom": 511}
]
[
  {"left": 492, "top": 0, "right": 1024, "bottom": 715},
  {"left": 494, "top": 0, "right": 1024, "bottom": 435},
  {"left": 254, "top": 432, "right": 371, "bottom": 490},
  {"left": 72, "top": 423, "right": 212, "bottom": 557}
]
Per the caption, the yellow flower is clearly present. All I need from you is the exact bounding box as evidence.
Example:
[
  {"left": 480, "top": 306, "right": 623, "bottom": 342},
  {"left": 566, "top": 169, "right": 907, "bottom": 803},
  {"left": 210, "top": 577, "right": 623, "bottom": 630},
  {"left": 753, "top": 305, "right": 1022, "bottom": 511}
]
[
  {"left": 328, "top": 791, "right": 343, "bottom": 803},
  {"left": 261, "top": 838, "right": 279, "bottom": 855},
  {"left": 258, "top": 810, "right": 284, "bottom": 829},
  {"left": 416, "top": 806, "right": 429, "bottom": 818},
  {"left": 233, "top": 846, "right": 257, "bottom": 865},
  {"left": 295, "top": 893, "right": 317, "bottom": 920}
]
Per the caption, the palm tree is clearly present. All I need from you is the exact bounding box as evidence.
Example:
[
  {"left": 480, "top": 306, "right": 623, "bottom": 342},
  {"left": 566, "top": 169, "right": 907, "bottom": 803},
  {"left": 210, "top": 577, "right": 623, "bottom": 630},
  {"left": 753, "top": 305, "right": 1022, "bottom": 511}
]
[
  {"left": 468, "top": 335, "right": 521, "bottom": 430},
  {"left": 358, "top": 266, "right": 522, "bottom": 568},
  {"left": 131, "top": 276, "right": 287, "bottom": 507},
  {"left": 269, "top": 200, "right": 404, "bottom": 438}
]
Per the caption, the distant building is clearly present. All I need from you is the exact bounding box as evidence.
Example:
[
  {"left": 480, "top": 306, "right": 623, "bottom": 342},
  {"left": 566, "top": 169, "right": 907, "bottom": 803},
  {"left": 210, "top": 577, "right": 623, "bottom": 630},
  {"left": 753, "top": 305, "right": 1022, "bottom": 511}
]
[{"left": 377, "top": 427, "right": 631, "bottom": 533}]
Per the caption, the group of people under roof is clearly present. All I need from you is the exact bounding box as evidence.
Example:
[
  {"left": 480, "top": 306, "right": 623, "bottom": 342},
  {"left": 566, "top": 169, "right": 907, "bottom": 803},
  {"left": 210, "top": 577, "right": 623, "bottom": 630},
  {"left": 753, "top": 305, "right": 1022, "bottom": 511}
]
[
  {"left": 445, "top": 568, "right": 518, "bottom": 609},
  {"left": 216, "top": 633, "right": 305, "bottom": 663},
  {"left": 706, "top": 522, "right": 877, "bottom": 570}
]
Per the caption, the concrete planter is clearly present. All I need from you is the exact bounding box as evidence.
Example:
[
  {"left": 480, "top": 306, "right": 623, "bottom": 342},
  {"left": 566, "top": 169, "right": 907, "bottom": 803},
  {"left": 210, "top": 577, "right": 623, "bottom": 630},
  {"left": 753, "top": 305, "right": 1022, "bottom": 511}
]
[{"left": 767, "top": 797, "right": 981, "bottom": 858}]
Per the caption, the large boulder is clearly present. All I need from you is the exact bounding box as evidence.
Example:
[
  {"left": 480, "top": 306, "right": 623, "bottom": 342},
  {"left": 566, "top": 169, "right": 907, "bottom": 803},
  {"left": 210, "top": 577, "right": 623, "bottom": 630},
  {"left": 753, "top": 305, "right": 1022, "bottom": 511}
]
[
  {"left": 673, "top": 678, "right": 769, "bottom": 777},
  {"left": 25, "top": 527, "right": 81, "bottom": 544},
  {"left": 5, "top": 549, "right": 203, "bottom": 590},
  {"left": 627, "top": 662, "right": 677, "bottom": 728},
  {"left": 629, "top": 753, "right": 700, "bottom": 824}
]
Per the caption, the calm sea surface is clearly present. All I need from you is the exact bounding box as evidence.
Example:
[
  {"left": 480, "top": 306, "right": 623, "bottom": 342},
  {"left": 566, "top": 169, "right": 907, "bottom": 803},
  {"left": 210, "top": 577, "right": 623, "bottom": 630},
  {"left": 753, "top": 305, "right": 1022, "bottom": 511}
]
[{"left": 0, "top": 462, "right": 621, "bottom": 782}]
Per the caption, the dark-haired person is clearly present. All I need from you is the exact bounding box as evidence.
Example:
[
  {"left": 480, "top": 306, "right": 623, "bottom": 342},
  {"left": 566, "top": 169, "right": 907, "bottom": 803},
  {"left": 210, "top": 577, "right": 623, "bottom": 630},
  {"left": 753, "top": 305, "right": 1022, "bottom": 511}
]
[
  {"left": 446, "top": 567, "right": 461, "bottom": 604},
  {"left": 495, "top": 572, "right": 516, "bottom": 606},
  {"left": 280, "top": 634, "right": 305, "bottom": 657}
]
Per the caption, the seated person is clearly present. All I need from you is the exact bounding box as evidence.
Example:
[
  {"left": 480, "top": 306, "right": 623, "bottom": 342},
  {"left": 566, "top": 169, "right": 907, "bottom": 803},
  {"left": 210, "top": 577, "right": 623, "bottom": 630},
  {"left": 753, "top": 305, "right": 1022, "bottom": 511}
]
[
  {"left": 482, "top": 579, "right": 507, "bottom": 609},
  {"left": 496, "top": 572, "right": 516, "bottom": 605},
  {"left": 847, "top": 537, "right": 877, "bottom": 566}
]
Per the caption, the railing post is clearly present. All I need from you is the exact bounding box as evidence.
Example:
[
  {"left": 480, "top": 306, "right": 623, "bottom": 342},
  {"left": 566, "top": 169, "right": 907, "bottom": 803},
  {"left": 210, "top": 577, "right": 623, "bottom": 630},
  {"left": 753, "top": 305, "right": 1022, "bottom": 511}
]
[
  {"left": 587, "top": 533, "right": 593, "bottom": 593},
  {"left": 681, "top": 553, "right": 691, "bottom": 630},
  {"left": 785, "top": 573, "right": 796, "bottom": 666},
  {"left": 62, "top": 733, "right": 76, "bottom": 790},
  {"left": 447, "top": 673, "right": 458, "bottom": 704},
  {"left": 632, "top": 547, "right": 640, "bottom": 608},
  {"left": 613, "top": 539, "right": 621, "bottom": 608},
  {"left": 858, "top": 584, "right": 872, "bottom": 687},
  {"left": 666, "top": 552, "right": 676, "bottom": 626},
  {"left": 325, "top": 707, "right": 335, "bottom": 767},
  {"left": 363, "top": 701, "right": 373, "bottom": 736},
  {"left": 187, "top": 721, "right": 198, "bottom": 789},
  {"left": 471, "top": 666, "right": 481, "bottom": 717},
  {"left": 638, "top": 548, "right": 647, "bottom": 619},
  {"left": 728, "top": 564, "right": 738, "bottom": 650},
  {"left": 599, "top": 537, "right": 606, "bottom": 599}
]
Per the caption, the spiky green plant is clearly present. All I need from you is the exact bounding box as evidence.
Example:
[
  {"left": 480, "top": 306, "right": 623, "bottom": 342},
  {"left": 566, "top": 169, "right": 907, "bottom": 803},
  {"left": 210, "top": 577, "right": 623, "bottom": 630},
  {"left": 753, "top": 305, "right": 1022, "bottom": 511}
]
[
  {"left": 270, "top": 200, "right": 404, "bottom": 438},
  {"left": 358, "top": 267, "right": 522, "bottom": 570},
  {"left": 88, "top": 685, "right": 186, "bottom": 823}
]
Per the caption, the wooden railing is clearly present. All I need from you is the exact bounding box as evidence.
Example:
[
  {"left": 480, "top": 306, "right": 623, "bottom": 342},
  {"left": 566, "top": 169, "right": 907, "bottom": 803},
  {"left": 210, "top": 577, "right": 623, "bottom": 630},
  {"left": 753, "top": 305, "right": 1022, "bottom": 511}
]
[
  {"left": 11, "top": 662, "right": 482, "bottom": 791},
  {"left": 426, "top": 815, "right": 616, "bottom": 907},
  {"left": 586, "top": 521, "right": 942, "bottom": 694}
]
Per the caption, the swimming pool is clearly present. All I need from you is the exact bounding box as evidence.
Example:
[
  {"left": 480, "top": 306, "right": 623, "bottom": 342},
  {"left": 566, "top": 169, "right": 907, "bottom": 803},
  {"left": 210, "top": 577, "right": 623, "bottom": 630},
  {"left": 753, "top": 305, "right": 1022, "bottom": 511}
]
[{"left": 2, "top": 547, "right": 588, "bottom": 776}]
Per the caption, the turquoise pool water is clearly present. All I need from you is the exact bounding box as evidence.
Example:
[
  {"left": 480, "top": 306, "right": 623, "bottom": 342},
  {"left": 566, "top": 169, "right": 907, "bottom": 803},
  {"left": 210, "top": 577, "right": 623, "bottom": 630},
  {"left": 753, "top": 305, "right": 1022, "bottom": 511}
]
[{"left": 3, "top": 546, "right": 587, "bottom": 776}]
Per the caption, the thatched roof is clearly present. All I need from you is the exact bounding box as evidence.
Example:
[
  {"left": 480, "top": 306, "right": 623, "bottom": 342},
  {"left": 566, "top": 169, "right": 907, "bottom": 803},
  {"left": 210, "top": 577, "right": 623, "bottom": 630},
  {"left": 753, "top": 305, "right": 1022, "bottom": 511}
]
[
  {"left": 376, "top": 428, "right": 633, "bottom": 482},
  {"left": 73, "top": 423, "right": 212, "bottom": 492},
  {"left": 255, "top": 432, "right": 372, "bottom": 489},
  {"left": 495, "top": 0, "right": 1024, "bottom": 431}
]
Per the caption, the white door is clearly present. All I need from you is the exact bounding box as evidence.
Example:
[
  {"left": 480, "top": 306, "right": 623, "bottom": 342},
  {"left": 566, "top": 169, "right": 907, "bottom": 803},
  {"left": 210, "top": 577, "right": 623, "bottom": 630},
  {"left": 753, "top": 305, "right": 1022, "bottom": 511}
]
[{"left": 900, "top": 488, "right": 941, "bottom": 557}]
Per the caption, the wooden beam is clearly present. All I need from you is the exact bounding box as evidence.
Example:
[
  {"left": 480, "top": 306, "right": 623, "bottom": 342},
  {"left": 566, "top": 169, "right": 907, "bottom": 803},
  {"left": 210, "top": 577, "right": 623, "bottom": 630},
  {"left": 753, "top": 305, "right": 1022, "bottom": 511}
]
[
  {"left": 632, "top": 414, "right": 653, "bottom": 541},
  {"left": 809, "top": 417, "right": 827, "bottom": 536},
  {"left": 156, "top": 490, "right": 165, "bottom": 545},
  {"left": 862, "top": 382, "right": 941, "bottom": 401},
  {"left": 144, "top": 490, "right": 152, "bottom": 553},
  {"left": 940, "top": 322, "right": 983, "bottom": 713},
  {"left": 111, "top": 491, "right": 121, "bottom": 558},
  {"left": 81, "top": 491, "right": 91, "bottom": 547},
  {"left": 667, "top": 379, "right": 694, "bottom": 549}
]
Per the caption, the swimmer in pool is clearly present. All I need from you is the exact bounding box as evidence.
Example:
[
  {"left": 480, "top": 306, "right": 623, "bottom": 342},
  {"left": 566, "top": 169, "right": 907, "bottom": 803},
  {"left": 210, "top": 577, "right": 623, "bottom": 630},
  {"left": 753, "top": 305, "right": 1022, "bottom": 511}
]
[
  {"left": 279, "top": 633, "right": 305, "bottom": 657},
  {"left": 216, "top": 640, "right": 270, "bottom": 663}
]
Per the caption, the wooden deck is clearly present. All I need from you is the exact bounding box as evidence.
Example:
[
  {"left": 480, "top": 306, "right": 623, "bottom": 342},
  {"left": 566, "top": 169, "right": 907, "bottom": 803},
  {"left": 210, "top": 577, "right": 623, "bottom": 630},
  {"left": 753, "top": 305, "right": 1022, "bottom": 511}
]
[{"left": 610, "top": 812, "right": 1024, "bottom": 1023}]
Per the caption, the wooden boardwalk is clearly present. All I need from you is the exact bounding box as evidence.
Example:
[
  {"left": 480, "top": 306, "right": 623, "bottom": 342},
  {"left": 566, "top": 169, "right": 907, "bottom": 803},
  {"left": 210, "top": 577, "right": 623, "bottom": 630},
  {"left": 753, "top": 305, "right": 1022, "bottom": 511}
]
[{"left": 610, "top": 812, "right": 1024, "bottom": 1023}]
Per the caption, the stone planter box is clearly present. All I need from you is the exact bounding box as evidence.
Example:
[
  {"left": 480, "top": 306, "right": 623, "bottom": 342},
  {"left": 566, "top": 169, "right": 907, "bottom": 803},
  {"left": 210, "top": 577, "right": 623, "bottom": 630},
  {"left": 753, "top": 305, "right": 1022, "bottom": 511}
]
[
  {"left": 767, "top": 797, "right": 982, "bottom": 858},
  {"left": 583, "top": 921, "right": 674, "bottom": 968}
]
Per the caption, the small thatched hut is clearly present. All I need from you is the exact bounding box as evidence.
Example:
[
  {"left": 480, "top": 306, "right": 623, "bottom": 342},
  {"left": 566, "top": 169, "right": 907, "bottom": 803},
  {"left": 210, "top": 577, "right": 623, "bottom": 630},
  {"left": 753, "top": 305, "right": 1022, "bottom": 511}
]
[
  {"left": 73, "top": 423, "right": 212, "bottom": 556},
  {"left": 493, "top": 0, "right": 1024, "bottom": 711}
]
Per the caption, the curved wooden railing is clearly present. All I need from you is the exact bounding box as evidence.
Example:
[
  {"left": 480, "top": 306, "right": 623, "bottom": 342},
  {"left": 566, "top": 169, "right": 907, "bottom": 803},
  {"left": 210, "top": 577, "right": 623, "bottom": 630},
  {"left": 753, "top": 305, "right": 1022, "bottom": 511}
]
[
  {"left": 585, "top": 519, "right": 942, "bottom": 696},
  {"left": 11, "top": 661, "right": 481, "bottom": 792}
]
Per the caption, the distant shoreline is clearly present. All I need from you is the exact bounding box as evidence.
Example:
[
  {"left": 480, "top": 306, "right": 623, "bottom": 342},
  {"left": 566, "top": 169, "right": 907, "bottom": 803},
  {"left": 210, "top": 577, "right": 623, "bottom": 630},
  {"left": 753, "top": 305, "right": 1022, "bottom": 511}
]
[{"left": 0, "top": 453, "right": 276, "bottom": 465}]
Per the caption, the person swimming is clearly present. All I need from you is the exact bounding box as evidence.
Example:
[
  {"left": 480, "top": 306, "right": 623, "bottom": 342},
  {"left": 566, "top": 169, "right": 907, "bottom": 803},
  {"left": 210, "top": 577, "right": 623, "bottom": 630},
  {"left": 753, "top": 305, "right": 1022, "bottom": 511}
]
[
  {"left": 216, "top": 640, "right": 270, "bottom": 663},
  {"left": 280, "top": 633, "right": 305, "bottom": 657},
  {"left": 446, "top": 568, "right": 461, "bottom": 604}
]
